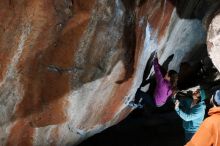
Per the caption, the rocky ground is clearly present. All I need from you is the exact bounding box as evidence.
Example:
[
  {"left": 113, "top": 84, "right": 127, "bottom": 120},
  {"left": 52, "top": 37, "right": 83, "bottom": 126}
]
[{"left": 78, "top": 101, "right": 185, "bottom": 146}]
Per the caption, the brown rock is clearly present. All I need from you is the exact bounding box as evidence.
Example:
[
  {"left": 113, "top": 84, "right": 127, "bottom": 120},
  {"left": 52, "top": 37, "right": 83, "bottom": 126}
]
[{"left": 1, "top": 0, "right": 220, "bottom": 145}]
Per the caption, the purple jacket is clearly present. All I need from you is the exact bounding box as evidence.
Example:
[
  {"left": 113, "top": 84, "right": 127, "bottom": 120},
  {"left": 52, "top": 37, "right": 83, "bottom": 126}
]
[{"left": 153, "top": 58, "right": 172, "bottom": 107}]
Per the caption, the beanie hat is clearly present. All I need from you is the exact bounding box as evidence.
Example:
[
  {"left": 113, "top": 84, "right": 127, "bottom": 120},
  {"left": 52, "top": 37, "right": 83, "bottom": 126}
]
[
  {"left": 199, "top": 88, "right": 207, "bottom": 101},
  {"left": 214, "top": 90, "right": 220, "bottom": 106}
]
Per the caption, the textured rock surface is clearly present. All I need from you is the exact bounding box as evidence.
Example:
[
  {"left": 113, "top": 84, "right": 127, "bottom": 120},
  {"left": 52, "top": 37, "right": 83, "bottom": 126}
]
[
  {"left": 0, "top": 0, "right": 220, "bottom": 146},
  {"left": 207, "top": 11, "right": 220, "bottom": 72}
]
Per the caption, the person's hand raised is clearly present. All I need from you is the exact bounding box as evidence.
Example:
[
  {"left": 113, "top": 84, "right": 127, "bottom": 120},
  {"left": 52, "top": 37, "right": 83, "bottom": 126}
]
[{"left": 153, "top": 52, "right": 158, "bottom": 59}]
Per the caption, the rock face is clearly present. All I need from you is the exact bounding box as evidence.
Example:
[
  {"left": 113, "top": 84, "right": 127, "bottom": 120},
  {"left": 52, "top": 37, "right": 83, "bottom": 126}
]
[
  {"left": 0, "top": 0, "right": 220, "bottom": 145},
  {"left": 207, "top": 11, "right": 220, "bottom": 72}
]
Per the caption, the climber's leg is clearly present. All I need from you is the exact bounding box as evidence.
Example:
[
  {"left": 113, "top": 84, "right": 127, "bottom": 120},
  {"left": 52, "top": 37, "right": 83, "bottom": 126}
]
[{"left": 128, "top": 89, "right": 154, "bottom": 109}]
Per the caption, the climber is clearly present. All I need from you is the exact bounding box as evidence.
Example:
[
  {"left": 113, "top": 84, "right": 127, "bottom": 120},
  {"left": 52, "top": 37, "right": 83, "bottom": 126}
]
[
  {"left": 186, "top": 89, "right": 220, "bottom": 146},
  {"left": 128, "top": 52, "right": 178, "bottom": 108},
  {"left": 174, "top": 86, "right": 207, "bottom": 143}
]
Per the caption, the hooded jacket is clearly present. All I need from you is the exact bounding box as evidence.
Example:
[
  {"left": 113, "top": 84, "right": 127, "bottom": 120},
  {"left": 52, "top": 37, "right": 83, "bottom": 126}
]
[
  {"left": 153, "top": 58, "right": 172, "bottom": 107},
  {"left": 186, "top": 107, "right": 220, "bottom": 146},
  {"left": 175, "top": 97, "right": 206, "bottom": 133}
]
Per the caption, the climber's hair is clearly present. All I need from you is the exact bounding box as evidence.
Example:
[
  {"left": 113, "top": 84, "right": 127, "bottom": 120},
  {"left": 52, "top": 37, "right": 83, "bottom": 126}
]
[{"left": 168, "top": 70, "right": 178, "bottom": 92}]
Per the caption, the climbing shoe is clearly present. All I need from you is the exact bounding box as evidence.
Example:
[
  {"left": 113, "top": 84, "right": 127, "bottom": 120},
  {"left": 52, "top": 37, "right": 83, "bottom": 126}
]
[{"left": 128, "top": 101, "right": 143, "bottom": 109}]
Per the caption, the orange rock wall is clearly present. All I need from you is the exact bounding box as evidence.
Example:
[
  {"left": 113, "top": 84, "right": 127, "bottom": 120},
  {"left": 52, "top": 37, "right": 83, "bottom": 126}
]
[{"left": 0, "top": 0, "right": 220, "bottom": 145}]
